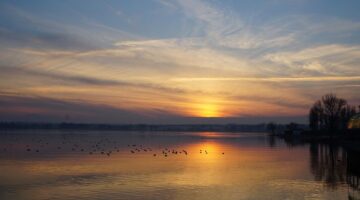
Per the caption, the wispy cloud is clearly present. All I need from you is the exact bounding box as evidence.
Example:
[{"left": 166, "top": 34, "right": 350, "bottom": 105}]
[
  {"left": 0, "top": 65, "right": 188, "bottom": 94},
  {"left": 0, "top": 3, "right": 137, "bottom": 51},
  {"left": 264, "top": 44, "right": 360, "bottom": 75},
  {"left": 0, "top": 93, "right": 181, "bottom": 123},
  {"left": 172, "top": 76, "right": 360, "bottom": 82}
]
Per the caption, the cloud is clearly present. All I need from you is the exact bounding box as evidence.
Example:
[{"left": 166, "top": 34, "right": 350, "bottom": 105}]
[
  {"left": 113, "top": 38, "right": 254, "bottom": 72},
  {"left": 0, "top": 65, "right": 187, "bottom": 94},
  {"left": 2, "top": 1, "right": 360, "bottom": 79},
  {"left": 229, "top": 94, "right": 310, "bottom": 110},
  {"left": 0, "top": 27, "right": 98, "bottom": 51},
  {"left": 0, "top": 93, "right": 184, "bottom": 123},
  {"left": 171, "top": 76, "right": 360, "bottom": 82},
  {"left": 264, "top": 44, "right": 360, "bottom": 75},
  {"left": 4, "top": 39, "right": 257, "bottom": 78},
  {"left": 172, "top": 0, "right": 360, "bottom": 52},
  {"left": 0, "top": 3, "right": 137, "bottom": 51},
  {"left": 154, "top": 0, "right": 179, "bottom": 10}
]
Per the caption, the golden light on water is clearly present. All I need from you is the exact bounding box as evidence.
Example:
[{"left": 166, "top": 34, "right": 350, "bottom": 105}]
[
  {"left": 184, "top": 140, "right": 225, "bottom": 162},
  {"left": 0, "top": 132, "right": 351, "bottom": 199}
]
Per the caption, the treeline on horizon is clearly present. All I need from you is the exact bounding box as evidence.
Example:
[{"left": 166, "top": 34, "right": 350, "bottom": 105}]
[{"left": 0, "top": 122, "right": 280, "bottom": 132}]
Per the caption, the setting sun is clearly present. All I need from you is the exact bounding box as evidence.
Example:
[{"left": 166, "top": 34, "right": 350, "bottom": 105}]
[
  {"left": 186, "top": 98, "right": 225, "bottom": 118},
  {"left": 198, "top": 103, "right": 220, "bottom": 117}
]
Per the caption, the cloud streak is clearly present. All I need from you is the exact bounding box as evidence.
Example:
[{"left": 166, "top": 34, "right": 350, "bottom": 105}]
[{"left": 0, "top": 65, "right": 187, "bottom": 94}]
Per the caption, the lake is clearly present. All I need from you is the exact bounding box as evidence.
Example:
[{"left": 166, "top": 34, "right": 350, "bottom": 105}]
[{"left": 0, "top": 131, "right": 359, "bottom": 200}]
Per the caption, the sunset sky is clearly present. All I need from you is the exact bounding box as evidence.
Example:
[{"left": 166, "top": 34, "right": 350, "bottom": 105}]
[{"left": 0, "top": 0, "right": 359, "bottom": 124}]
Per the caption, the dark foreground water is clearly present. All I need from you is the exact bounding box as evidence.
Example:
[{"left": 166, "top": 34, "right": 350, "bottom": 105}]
[{"left": 0, "top": 131, "right": 359, "bottom": 200}]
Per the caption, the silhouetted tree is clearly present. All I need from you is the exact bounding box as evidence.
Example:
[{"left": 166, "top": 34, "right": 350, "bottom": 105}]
[
  {"left": 322, "top": 94, "right": 347, "bottom": 131},
  {"left": 309, "top": 94, "right": 355, "bottom": 132},
  {"left": 266, "top": 122, "right": 277, "bottom": 134},
  {"left": 309, "top": 100, "right": 323, "bottom": 130}
]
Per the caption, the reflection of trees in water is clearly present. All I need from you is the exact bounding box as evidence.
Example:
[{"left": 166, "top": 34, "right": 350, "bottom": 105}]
[
  {"left": 309, "top": 143, "right": 360, "bottom": 199},
  {"left": 309, "top": 143, "right": 347, "bottom": 188},
  {"left": 267, "top": 135, "right": 276, "bottom": 148},
  {"left": 347, "top": 149, "right": 360, "bottom": 199}
]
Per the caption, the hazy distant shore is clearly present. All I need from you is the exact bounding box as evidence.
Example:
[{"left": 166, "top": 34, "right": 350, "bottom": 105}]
[{"left": 0, "top": 122, "right": 270, "bottom": 132}]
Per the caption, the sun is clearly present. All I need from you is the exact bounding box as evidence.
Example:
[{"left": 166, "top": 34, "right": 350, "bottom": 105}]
[
  {"left": 186, "top": 97, "right": 226, "bottom": 118},
  {"left": 198, "top": 103, "right": 220, "bottom": 117}
]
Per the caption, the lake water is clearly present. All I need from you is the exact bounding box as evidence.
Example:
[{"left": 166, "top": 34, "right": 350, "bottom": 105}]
[{"left": 0, "top": 131, "right": 359, "bottom": 200}]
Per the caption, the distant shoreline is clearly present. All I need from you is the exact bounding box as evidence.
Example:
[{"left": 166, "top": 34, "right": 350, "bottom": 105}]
[{"left": 0, "top": 122, "right": 270, "bottom": 132}]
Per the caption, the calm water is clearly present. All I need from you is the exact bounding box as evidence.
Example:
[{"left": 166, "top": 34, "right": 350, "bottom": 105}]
[{"left": 0, "top": 131, "right": 359, "bottom": 200}]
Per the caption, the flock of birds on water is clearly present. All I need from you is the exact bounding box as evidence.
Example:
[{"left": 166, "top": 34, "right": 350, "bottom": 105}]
[{"left": 0, "top": 135, "right": 225, "bottom": 158}]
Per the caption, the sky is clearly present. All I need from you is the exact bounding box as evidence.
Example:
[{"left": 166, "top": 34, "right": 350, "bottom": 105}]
[{"left": 0, "top": 0, "right": 359, "bottom": 124}]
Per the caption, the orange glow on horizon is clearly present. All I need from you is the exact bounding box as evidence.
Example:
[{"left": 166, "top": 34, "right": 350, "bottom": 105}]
[
  {"left": 197, "top": 103, "right": 220, "bottom": 117},
  {"left": 187, "top": 98, "right": 225, "bottom": 118}
]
